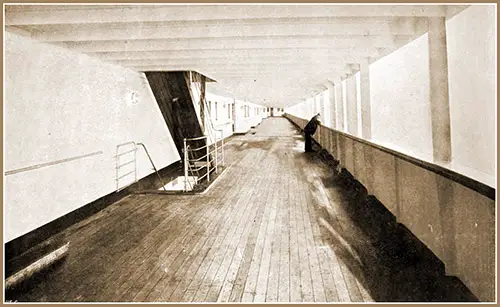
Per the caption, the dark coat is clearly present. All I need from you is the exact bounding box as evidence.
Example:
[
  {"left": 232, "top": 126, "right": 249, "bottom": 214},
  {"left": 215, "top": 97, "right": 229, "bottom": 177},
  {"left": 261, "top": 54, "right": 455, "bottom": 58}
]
[{"left": 304, "top": 114, "right": 321, "bottom": 135}]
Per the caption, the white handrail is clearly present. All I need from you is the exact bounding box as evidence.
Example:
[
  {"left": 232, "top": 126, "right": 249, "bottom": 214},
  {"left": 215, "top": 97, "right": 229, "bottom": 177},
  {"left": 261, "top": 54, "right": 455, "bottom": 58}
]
[
  {"left": 115, "top": 142, "right": 137, "bottom": 192},
  {"left": 115, "top": 141, "right": 167, "bottom": 192},
  {"left": 183, "top": 76, "right": 226, "bottom": 191}
]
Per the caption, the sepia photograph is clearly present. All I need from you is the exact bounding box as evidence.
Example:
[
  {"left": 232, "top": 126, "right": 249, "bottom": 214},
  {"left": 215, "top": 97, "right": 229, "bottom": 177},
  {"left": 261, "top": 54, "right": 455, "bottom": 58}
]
[{"left": 3, "top": 2, "right": 497, "bottom": 303}]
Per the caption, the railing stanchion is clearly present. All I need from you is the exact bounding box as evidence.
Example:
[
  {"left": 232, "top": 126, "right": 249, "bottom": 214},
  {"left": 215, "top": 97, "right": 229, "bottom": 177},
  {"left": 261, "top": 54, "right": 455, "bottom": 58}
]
[
  {"left": 184, "top": 139, "right": 188, "bottom": 192},
  {"left": 221, "top": 131, "right": 225, "bottom": 167},
  {"left": 115, "top": 142, "right": 138, "bottom": 192},
  {"left": 206, "top": 137, "right": 210, "bottom": 182},
  {"left": 137, "top": 142, "right": 166, "bottom": 192},
  {"left": 215, "top": 137, "right": 218, "bottom": 173}
]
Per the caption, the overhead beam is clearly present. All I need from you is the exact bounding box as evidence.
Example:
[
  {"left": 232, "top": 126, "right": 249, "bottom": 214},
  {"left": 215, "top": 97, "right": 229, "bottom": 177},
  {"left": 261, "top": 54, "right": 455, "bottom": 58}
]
[
  {"left": 89, "top": 48, "right": 379, "bottom": 61},
  {"left": 53, "top": 36, "right": 411, "bottom": 53},
  {"left": 5, "top": 5, "right": 459, "bottom": 26},
  {"left": 128, "top": 63, "right": 347, "bottom": 73},
  {"left": 20, "top": 17, "right": 424, "bottom": 42},
  {"left": 112, "top": 57, "right": 350, "bottom": 67}
]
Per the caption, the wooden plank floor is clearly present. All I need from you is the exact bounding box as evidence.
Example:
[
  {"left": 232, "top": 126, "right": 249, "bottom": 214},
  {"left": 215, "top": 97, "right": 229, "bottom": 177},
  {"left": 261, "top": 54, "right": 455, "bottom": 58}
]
[{"left": 8, "top": 117, "right": 470, "bottom": 302}]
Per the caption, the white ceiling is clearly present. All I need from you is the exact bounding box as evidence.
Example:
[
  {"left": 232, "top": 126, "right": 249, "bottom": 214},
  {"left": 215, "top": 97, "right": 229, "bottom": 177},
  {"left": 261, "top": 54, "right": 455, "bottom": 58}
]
[{"left": 5, "top": 4, "right": 468, "bottom": 108}]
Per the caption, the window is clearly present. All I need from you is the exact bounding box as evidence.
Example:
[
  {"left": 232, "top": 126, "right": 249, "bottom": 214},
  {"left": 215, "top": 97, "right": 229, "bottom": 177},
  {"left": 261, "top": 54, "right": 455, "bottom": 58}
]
[{"left": 228, "top": 103, "right": 231, "bottom": 119}]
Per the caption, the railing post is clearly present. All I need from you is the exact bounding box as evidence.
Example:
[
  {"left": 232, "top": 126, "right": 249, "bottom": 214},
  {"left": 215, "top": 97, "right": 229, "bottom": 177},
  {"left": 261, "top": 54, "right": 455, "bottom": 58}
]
[
  {"left": 184, "top": 139, "right": 188, "bottom": 192},
  {"left": 215, "top": 137, "right": 218, "bottom": 173},
  {"left": 221, "top": 131, "right": 225, "bottom": 167},
  {"left": 206, "top": 137, "right": 210, "bottom": 182}
]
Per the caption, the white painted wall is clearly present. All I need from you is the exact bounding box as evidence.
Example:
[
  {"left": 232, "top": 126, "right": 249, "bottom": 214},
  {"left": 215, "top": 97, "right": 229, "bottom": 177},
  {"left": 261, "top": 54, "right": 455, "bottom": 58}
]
[
  {"left": 446, "top": 5, "right": 496, "bottom": 185},
  {"left": 286, "top": 6, "right": 496, "bottom": 187},
  {"left": 233, "top": 100, "right": 266, "bottom": 133},
  {"left": 271, "top": 107, "right": 285, "bottom": 117},
  {"left": 370, "top": 33, "right": 433, "bottom": 161},
  {"left": 5, "top": 32, "right": 180, "bottom": 242},
  {"left": 205, "top": 92, "right": 235, "bottom": 141}
]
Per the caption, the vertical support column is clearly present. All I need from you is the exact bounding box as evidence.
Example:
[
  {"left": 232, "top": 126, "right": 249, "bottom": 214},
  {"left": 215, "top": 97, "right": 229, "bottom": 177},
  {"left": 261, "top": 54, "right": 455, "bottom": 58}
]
[
  {"left": 346, "top": 73, "right": 359, "bottom": 136},
  {"left": 309, "top": 97, "right": 314, "bottom": 117},
  {"left": 359, "top": 58, "right": 372, "bottom": 139},
  {"left": 312, "top": 96, "right": 317, "bottom": 115},
  {"left": 428, "top": 17, "right": 452, "bottom": 162},
  {"left": 335, "top": 78, "right": 344, "bottom": 131},
  {"left": 320, "top": 92, "right": 326, "bottom": 117},
  {"left": 327, "top": 81, "right": 337, "bottom": 129}
]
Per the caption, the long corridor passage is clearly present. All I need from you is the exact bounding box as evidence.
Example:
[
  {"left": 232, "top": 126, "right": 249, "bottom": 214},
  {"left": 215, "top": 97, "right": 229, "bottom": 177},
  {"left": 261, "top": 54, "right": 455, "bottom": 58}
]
[{"left": 9, "top": 117, "right": 474, "bottom": 302}]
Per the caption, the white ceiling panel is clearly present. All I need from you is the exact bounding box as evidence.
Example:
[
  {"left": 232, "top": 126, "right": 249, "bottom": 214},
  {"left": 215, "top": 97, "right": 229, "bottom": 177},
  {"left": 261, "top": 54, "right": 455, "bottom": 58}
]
[{"left": 4, "top": 4, "right": 468, "bottom": 107}]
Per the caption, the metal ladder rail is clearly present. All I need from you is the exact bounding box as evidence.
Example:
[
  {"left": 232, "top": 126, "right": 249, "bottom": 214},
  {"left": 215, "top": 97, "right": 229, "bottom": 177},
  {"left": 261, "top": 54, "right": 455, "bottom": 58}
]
[
  {"left": 188, "top": 75, "right": 225, "bottom": 169},
  {"left": 185, "top": 145, "right": 200, "bottom": 190},
  {"left": 115, "top": 142, "right": 138, "bottom": 192},
  {"left": 183, "top": 138, "right": 208, "bottom": 191},
  {"left": 187, "top": 147, "right": 202, "bottom": 182},
  {"left": 136, "top": 142, "right": 168, "bottom": 192}
]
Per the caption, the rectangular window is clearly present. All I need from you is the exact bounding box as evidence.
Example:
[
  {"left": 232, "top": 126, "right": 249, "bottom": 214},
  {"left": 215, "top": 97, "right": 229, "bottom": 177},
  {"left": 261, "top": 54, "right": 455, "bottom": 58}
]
[{"left": 228, "top": 103, "right": 231, "bottom": 119}]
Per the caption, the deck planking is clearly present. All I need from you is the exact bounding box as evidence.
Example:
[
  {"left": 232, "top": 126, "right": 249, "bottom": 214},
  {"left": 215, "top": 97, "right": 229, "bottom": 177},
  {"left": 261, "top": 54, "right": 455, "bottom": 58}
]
[{"left": 11, "top": 117, "right": 442, "bottom": 303}]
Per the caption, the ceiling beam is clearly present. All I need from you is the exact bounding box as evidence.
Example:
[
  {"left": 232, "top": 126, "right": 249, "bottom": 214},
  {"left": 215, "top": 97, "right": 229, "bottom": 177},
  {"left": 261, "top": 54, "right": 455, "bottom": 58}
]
[
  {"left": 88, "top": 48, "right": 379, "bottom": 61},
  {"left": 5, "top": 4, "right": 461, "bottom": 25},
  {"left": 113, "top": 57, "right": 352, "bottom": 67},
  {"left": 128, "top": 63, "right": 347, "bottom": 73},
  {"left": 53, "top": 36, "right": 411, "bottom": 53},
  {"left": 21, "top": 17, "right": 424, "bottom": 42}
]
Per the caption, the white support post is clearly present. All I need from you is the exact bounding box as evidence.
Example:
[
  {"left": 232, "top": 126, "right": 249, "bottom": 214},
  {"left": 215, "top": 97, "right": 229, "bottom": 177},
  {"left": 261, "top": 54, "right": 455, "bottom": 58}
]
[
  {"left": 335, "top": 77, "right": 344, "bottom": 131},
  {"left": 428, "top": 17, "right": 452, "bottom": 163},
  {"left": 359, "top": 58, "right": 372, "bottom": 139},
  {"left": 319, "top": 92, "right": 326, "bottom": 119},
  {"left": 346, "top": 72, "right": 359, "bottom": 136},
  {"left": 327, "top": 80, "right": 336, "bottom": 129}
]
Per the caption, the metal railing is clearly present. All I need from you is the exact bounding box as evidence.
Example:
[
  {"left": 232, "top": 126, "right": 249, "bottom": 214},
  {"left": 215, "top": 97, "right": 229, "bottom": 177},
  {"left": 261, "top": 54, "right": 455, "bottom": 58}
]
[
  {"left": 183, "top": 130, "right": 225, "bottom": 192},
  {"left": 182, "top": 95, "right": 226, "bottom": 191},
  {"left": 115, "top": 141, "right": 166, "bottom": 192},
  {"left": 115, "top": 142, "right": 137, "bottom": 192}
]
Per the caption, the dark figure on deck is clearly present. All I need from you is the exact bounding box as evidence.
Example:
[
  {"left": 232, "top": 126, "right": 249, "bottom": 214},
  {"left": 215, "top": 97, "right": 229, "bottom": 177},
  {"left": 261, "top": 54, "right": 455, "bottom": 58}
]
[{"left": 303, "top": 113, "right": 321, "bottom": 152}]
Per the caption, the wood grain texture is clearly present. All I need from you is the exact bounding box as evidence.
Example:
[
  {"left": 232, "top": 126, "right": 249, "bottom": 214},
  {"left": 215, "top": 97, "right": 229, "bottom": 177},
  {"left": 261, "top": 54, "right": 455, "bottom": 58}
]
[{"left": 10, "top": 117, "right": 474, "bottom": 303}]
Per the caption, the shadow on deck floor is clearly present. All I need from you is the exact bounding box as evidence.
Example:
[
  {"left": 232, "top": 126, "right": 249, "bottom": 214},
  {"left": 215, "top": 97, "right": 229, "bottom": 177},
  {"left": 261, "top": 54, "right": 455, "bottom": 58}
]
[{"left": 305, "top": 144, "right": 478, "bottom": 302}]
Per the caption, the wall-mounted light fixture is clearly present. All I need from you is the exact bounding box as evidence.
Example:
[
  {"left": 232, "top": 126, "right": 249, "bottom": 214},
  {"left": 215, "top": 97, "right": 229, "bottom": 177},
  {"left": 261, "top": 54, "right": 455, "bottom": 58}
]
[{"left": 124, "top": 89, "right": 140, "bottom": 105}]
